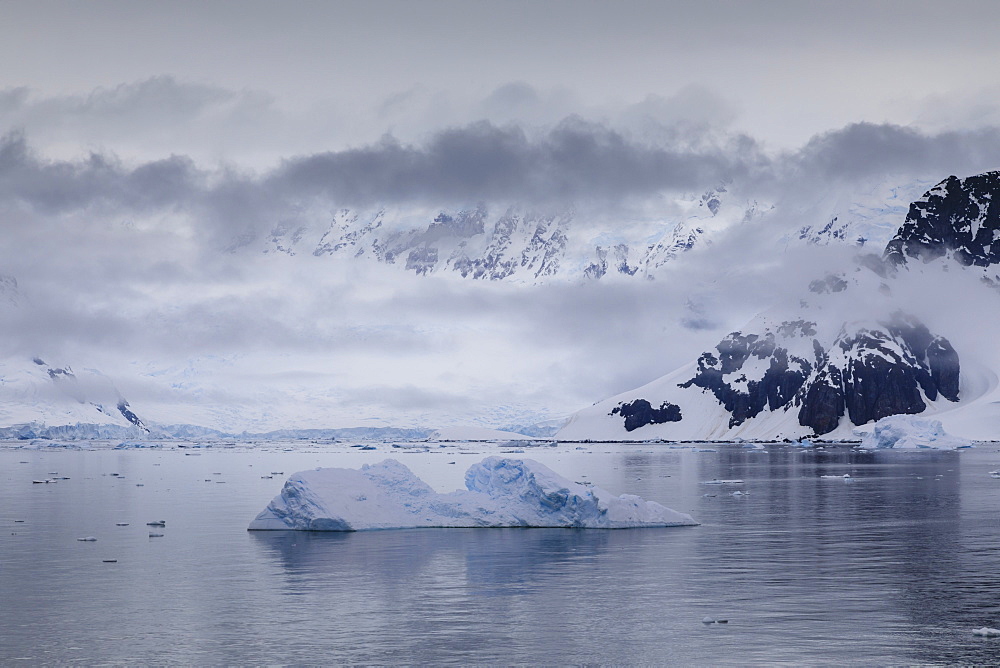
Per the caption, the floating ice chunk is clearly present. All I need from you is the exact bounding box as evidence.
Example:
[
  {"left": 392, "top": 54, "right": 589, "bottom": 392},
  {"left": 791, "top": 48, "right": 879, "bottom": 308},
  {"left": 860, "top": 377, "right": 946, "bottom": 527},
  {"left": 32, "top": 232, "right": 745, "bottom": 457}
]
[
  {"left": 857, "top": 416, "right": 972, "bottom": 450},
  {"left": 248, "top": 457, "right": 698, "bottom": 531},
  {"left": 972, "top": 627, "right": 1000, "bottom": 637},
  {"left": 77, "top": 537, "right": 97, "bottom": 542},
  {"left": 701, "top": 479, "right": 745, "bottom": 485},
  {"left": 820, "top": 474, "right": 852, "bottom": 479}
]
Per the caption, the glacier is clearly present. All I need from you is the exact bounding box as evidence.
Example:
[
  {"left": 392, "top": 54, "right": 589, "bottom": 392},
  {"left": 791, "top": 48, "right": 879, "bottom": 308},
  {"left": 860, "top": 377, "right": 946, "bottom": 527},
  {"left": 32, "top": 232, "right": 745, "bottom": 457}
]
[{"left": 248, "top": 457, "right": 698, "bottom": 531}]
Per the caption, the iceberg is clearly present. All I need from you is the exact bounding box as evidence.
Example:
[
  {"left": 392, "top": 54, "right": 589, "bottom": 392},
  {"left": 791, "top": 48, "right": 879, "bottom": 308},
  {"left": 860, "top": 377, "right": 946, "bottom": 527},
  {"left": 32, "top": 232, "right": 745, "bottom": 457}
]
[
  {"left": 248, "top": 457, "right": 698, "bottom": 531},
  {"left": 857, "top": 415, "right": 972, "bottom": 450}
]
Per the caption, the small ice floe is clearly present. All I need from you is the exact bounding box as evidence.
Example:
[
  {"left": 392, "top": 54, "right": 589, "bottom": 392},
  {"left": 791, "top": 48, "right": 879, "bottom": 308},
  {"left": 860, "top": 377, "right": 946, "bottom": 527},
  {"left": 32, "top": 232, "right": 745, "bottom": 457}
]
[
  {"left": 149, "top": 532, "right": 164, "bottom": 538},
  {"left": 135, "top": 483, "right": 144, "bottom": 487},
  {"left": 820, "top": 474, "right": 852, "bottom": 479},
  {"left": 77, "top": 537, "right": 97, "bottom": 542},
  {"left": 146, "top": 521, "right": 165, "bottom": 527},
  {"left": 972, "top": 627, "right": 1000, "bottom": 637},
  {"left": 702, "top": 616, "right": 729, "bottom": 624},
  {"left": 115, "top": 523, "right": 129, "bottom": 526},
  {"left": 702, "top": 479, "right": 745, "bottom": 485},
  {"left": 261, "top": 475, "right": 273, "bottom": 479},
  {"left": 360, "top": 445, "right": 377, "bottom": 451},
  {"left": 731, "top": 491, "right": 748, "bottom": 497},
  {"left": 990, "top": 471, "right": 1000, "bottom": 479}
]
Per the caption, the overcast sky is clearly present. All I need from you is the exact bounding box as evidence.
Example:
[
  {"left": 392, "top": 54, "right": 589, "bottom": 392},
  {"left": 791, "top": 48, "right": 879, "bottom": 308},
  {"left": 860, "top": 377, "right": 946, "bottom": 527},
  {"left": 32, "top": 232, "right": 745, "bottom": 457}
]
[{"left": 2, "top": 0, "right": 1000, "bottom": 430}]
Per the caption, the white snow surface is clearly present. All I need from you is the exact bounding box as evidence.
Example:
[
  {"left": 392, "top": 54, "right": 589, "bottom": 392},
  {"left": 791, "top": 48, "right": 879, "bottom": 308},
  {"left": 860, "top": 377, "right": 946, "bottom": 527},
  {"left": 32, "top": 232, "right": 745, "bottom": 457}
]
[
  {"left": 856, "top": 415, "right": 973, "bottom": 450},
  {"left": 248, "top": 457, "right": 698, "bottom": 531}
]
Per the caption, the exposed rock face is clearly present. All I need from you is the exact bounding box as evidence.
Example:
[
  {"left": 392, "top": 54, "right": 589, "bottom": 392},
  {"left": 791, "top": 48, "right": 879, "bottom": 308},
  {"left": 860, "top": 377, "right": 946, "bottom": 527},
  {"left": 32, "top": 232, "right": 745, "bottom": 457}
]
[
  {"left": 678, "top": 322, "right": 815, "bottom": 428},
  {"left": 884, "top": 171, "right": 1000, "bottom": 269},
  {"left": 797, "top": 316, "right": 960, "bottom": 435},
  {"left": 665, "top": 314, "right": 959, "bottom": 436},
  {"left": 609, "top": 399, "right": 682, "bottom": 432},
  {"left": 116, "top": 400, "right": 146, "bottom": 430}
]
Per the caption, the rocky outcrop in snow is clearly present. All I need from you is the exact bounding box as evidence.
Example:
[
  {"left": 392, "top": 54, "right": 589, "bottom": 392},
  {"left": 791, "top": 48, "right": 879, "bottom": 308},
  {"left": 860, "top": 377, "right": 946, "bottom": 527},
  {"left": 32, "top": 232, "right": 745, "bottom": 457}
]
[
  {"left": 560, "top": 307, "right": 961, "bottom": 441},
  {"left": 885, "top": 172, "right": 1000, "bottom": 280},
  {"left": 559, "top": 172, "right": 1000, "bottom": 442}
]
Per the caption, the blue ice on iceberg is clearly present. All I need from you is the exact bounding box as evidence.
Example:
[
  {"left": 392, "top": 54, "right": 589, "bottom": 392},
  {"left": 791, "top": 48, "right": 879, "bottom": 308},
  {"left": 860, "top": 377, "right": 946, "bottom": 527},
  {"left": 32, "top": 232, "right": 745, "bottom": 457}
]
[
  {"left": 856, "top": 415, "right": 972, "bottom": 450},
  {"left": 248, "top": 457, "right": 698, "bottom": 531}
]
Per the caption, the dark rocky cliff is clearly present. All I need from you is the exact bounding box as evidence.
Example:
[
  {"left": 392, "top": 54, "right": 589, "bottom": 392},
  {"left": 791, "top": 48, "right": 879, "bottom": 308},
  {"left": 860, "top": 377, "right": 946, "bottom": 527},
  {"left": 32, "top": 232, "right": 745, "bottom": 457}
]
[{"left": 885, "top": 171, "right": 1000, "bottom": 269}]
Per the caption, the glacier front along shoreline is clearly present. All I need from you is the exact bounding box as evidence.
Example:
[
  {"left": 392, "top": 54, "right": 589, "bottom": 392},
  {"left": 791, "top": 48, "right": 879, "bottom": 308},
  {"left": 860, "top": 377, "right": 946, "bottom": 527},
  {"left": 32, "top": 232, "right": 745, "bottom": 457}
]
[{"left": 248, "top": 457, "right": 698, "bottom": 531}]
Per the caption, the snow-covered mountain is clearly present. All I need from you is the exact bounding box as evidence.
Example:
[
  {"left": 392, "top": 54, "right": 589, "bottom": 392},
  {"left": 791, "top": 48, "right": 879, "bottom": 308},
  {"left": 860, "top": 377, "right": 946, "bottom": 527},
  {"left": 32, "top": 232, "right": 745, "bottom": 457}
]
[
  {"left": 0, "top": 175, "right": 981, "bottom": 438},
  {"left": 559, "top": 172, "right": 1000, "bottom": 441},
  {"left": 263, "top": 195, "right": 729, "bottom": 282},
  {"left": 0, "top": 357, "right": 149, "bottom": 436},
  {"left": 244, "top": 180, "right": 924, "bottom": 283}
]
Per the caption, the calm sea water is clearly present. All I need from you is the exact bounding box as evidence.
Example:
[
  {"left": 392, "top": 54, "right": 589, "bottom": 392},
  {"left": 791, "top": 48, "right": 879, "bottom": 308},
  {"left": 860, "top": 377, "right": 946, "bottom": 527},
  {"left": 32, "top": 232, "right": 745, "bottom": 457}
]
[{"left": 2, "top": 442, "right": 1000, "bottom": 665}]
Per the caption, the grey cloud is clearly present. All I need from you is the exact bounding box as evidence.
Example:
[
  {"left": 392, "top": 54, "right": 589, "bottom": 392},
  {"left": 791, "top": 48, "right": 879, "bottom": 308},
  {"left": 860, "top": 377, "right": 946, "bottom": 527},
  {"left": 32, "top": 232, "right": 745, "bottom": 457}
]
[
  {"left": 5, "top": 119, "right": 1000, "bottom": 256},
  {"left": 788, "top": 122, "right": 1000, "bottom": 183},
  {"left": 274, "top": 117, "right": 753, "bottom": 206},
  {"left": 1, "top": 76, "right": 276, "bottom": 143},
  {"left": 0, "top": 132, "right": 202, "bottom": 216}
]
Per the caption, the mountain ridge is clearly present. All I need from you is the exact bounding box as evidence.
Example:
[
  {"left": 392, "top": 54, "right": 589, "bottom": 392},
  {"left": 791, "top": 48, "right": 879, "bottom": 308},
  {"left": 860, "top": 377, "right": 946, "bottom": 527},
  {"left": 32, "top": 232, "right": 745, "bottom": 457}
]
[{"left": 559, "top": 171, "right": 1000, "bottom": 441}]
